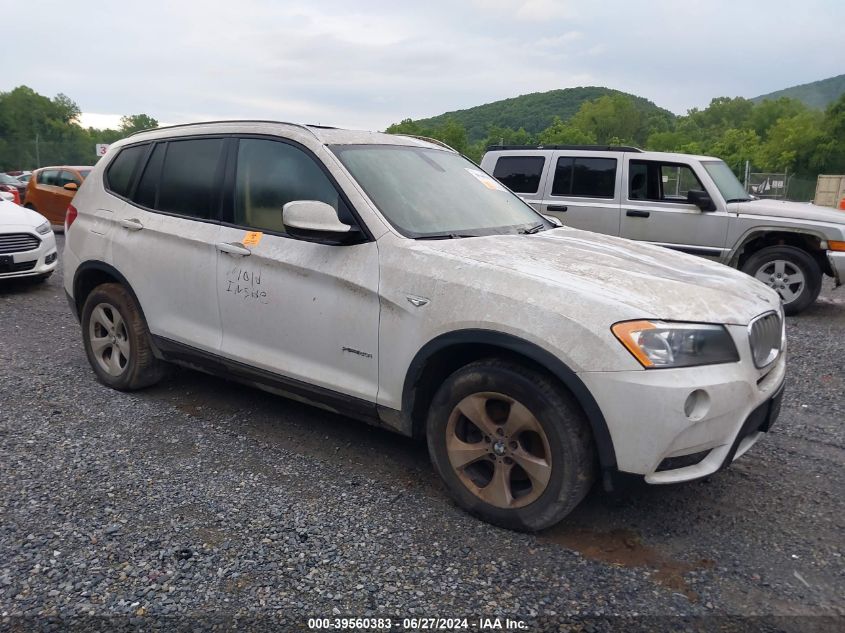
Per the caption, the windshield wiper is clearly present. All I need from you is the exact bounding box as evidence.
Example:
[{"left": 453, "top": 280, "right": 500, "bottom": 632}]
[
  {"left": 415, "top": 233, "right": 477, "bottom": 240},
  {"left": 518, "top": 223, "right": 547, "bottom": 235}
]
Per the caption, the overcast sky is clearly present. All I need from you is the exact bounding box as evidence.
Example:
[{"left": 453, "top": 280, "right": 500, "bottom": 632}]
[{"left": 3, "top": 0, "right": 844, "bottom": 131}]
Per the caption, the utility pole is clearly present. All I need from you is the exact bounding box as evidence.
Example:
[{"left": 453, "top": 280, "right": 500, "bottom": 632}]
[{"left": 35, "top": 133, "right": 40, "bottom": 168}]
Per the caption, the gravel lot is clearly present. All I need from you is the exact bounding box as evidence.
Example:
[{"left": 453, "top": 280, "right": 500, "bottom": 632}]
[{"left": 1, "top": 235, "right": 843, "bottom": 631}]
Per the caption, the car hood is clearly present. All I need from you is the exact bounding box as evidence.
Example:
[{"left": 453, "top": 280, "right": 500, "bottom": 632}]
[
  {"left": 418, "top": 228, "right": 780, "bottom": 325},
  {"left": 731, "top": 198, "right": 845, "bottom": 224},
  {"left": 0, "top": 200, "right": 45, "bottom": 227}
]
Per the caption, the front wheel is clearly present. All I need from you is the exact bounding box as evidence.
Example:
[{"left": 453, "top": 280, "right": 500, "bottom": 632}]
[
  {"left": 741, "top": 245, "right": 822, "bottom": 315},
  {"left": 426, "top": 359, "right": 595, "bottom": 531}
]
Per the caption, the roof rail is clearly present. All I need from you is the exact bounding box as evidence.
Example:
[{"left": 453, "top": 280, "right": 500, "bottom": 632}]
[
  {"left": 127, "top": 119, "right": 323, "bottom": 139},
  {"left": 399, "top": 135, "right": 458, "bottom": 152},
  {"left": 486, "top": 144, "right": 643, "bottom": 153}
]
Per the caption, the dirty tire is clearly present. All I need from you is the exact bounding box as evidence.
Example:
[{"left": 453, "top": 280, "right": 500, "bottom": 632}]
[
  {"left": 81, "top": 283, "right": 167, "bottom": 391},
  {"left": 426, "top": 358, "right": 595, "bottom": 532},
  {"left": 741, "top": 245, "right": 822, "bottom": 316}
]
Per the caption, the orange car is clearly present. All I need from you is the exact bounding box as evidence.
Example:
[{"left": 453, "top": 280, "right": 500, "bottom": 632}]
[{"left": 24, "top": 166, "right": 93, "bottom": 225}]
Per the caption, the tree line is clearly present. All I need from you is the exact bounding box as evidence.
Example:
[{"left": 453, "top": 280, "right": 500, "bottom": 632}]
[
  {"left": 0, "top": 86, "right": 158, "bottom": 170},
  {"left": 3, "top": 84, "right": 843, "bottom": 189},
  {"left": 387, "top": 92, "right": 845, "bottom": 182}
]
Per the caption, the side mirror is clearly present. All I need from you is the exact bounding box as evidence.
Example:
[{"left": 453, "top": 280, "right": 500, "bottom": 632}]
[
  {"left": 63, "top": 182, "right": 78, "bottom": 191},
  {"left": 283, "top": 200, "right": 359, "bottom": 244},
  {"left": 687, "top": 189, "right": 716, "bottom": 212}
]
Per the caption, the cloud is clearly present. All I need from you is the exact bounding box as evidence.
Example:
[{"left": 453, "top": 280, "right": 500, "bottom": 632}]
[{"left": 1, "top": 0, "right": 844, "bottom": 132}]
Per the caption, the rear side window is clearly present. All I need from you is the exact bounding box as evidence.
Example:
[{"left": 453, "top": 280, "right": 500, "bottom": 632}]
[
  {"left": 38, "top": 169, "right": 60, "bottom": 186},
  {"left": 106, "top": 145, "right": 147, "bottom": 198},
  {"left": 552, "top": 157, "right": 617, "bottom": 198},
  {"left": 492, "top": 156, "right": 545, "bottom": 194},
  {"left": 156, "top": 138, "right": 225, "bottom": 219}
]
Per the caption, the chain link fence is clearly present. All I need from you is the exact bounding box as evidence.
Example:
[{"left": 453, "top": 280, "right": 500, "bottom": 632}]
[{"left": 744, "top": 171, "right": 816, "bottom": 203}]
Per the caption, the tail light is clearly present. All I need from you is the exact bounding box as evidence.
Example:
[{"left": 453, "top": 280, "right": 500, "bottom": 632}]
[
  {"left": 12, "top": 190, "right": 20, "bottom": 205},
  {"left": 65, "top": 204, "right": 78, "bottom": 231}
]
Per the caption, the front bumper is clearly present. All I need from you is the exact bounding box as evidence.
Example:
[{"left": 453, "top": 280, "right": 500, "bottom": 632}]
[
  {"left": 828, "top": 250, "right": 845, "bottom": 286},
  {"left": 0, "top": 230, "right": 58, "bottom": 279},
  {"left": 579, "top": 323, "right": 786, "bottom": 484}
]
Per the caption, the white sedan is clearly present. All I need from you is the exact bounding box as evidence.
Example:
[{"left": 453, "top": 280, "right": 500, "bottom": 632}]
[{"left": 0, "top": 199, "right": 58, "bottom": 281}]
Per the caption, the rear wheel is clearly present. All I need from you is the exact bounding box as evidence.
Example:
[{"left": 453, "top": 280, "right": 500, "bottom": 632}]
[
  {"left": 81, "top": 283, "right": 167, "bottom": 390},
  {"left": 741, "top": 245, "right": 822, "bottom": 315},
  {"left": 426, "top": 358, "right": 595, "bottom": 531}
]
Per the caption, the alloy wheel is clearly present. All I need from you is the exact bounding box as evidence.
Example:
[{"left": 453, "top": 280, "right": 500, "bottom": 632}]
[
  {"left": 88, "top": 302, "right": 130, "bottom": 376},
  {"left": 754, "top": 259, "right": 805, "bottom": 305},
  {"left": 445, "top": 392, "right": 552, "bottom": 509}
]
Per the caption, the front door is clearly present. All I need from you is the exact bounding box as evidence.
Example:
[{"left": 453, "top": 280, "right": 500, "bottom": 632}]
[
  {"left": 539, "top": 152, "right": 622, "bottom": 236},
  {"left": 620, "top": 158, "right": 729, "bottom": 259},
  {"left": 215, "top": 137, "right": 380, "bottom": 402}
]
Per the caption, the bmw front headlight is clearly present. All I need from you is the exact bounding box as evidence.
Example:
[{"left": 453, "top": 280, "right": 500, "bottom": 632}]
[
  {"left": 35, "top": 221, "right": 52, "bottom": 235},
  {"left": 612, "top": 320, "right": 739, "bottom": 369}
]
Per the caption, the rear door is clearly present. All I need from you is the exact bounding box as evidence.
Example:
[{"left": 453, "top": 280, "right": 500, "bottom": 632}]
[
  {"left": 539, "top": 153, "right": 622, "bottom": 235},
  {"left": 620, "top": 157, "right": 729, "bottom": 259},
  {"left": 214, "top": 136, "right": 380, "bottom": 402},
  {"left": 110, "top": 137, "right": 225, "bottom": 352}
]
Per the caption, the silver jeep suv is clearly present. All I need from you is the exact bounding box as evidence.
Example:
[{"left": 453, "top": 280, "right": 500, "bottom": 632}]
[{"left": 481, "top": 145, "right": 845, "bottom": 314}]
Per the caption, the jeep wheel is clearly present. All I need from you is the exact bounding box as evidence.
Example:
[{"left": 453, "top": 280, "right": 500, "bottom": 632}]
[
  {"left": 741, "top": 245, "right": 822, "bottom": 315},
  {"left": 81, "top": 283, "right": 168, "bottom": 390},
  {"left": 426, "top": 359, "right": 594, "bottom": 531}
]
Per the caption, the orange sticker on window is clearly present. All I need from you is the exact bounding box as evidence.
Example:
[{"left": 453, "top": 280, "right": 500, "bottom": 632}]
[{"left": 242, "top": 231, "right": 263, "bottom": 247}]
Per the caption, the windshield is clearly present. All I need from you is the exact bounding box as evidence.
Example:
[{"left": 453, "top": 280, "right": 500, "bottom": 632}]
[
  {"left": 330, "top": 145, "right": 547, "bottom": 237},
  {"left": 702, "top": 160, "right": 751, "bottom": 202}
]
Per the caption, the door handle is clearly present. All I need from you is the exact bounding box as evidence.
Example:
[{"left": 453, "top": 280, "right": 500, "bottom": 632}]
[
  {"left": 216, "top": 242, "right": 251, "bottom": 257},
  {"left": 119, "top": 218, "right": 143, "bottom": 231},
  {"left": 626, "top": 209, "right": 650, "bottom": 218},
  {"left": 547, "top": 205, "right": 568, "bottom": 212}
]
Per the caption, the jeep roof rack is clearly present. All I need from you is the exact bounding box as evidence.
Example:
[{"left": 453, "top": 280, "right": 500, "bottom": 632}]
[{"left": 486, "top": 144, "right": 643, "bottom": 152}]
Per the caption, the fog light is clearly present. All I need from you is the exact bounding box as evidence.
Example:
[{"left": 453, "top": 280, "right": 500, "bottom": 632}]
[
  {"left": 684, "top": 389, "right": 710, "bottom": 421},
  {"left": 45, "top": 252, "right": 58, "bottom": 264}
]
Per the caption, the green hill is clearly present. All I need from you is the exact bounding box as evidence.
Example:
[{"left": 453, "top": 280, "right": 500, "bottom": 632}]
[
  {"left": 751, "top": 74, "right": 845, "bottom": 109},
  {"left": 406, "top": 86, "right": 674, "bottom": 142}
]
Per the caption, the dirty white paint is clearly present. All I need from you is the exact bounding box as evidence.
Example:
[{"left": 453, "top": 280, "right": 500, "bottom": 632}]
[{"left": 65, "top": 122, "right": 790, "bottom": 483}]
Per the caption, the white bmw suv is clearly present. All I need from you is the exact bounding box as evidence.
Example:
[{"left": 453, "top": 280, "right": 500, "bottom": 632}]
[{"left": 64, "top": 122, "right": 785, "bottom": 531}]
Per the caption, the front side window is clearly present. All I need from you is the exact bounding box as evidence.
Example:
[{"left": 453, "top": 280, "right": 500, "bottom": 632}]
[
  {"left": 106, "top": 144, "right": 147, "bottom": 198},
  {"left": 234, "top": 138, "right": 345, "bottom": 233},
  {"left": 492, "top": 156, "right": 545, "bottom": 194},
  {"left": 331, "top": 145, "right": 546, "bottom": 238},
  {"left": 551, "top": 157, "right": 616, "bottom": 198},
  {"left": 57, "top": 170, "right": 81, "bottom": 187},
  {"left": 629, "top": 160, "right": 706, "bottom": 203},
  {"left": 39, "top": 170, "right": 60, "bottom": 186},
  {"left": 156, "top": 138, "right": 225, "bottom": 219}
]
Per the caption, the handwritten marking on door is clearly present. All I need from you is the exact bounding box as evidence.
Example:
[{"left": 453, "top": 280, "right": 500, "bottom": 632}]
[{"left": 225, "top": 266, "right": 268, "bottom": 304}]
